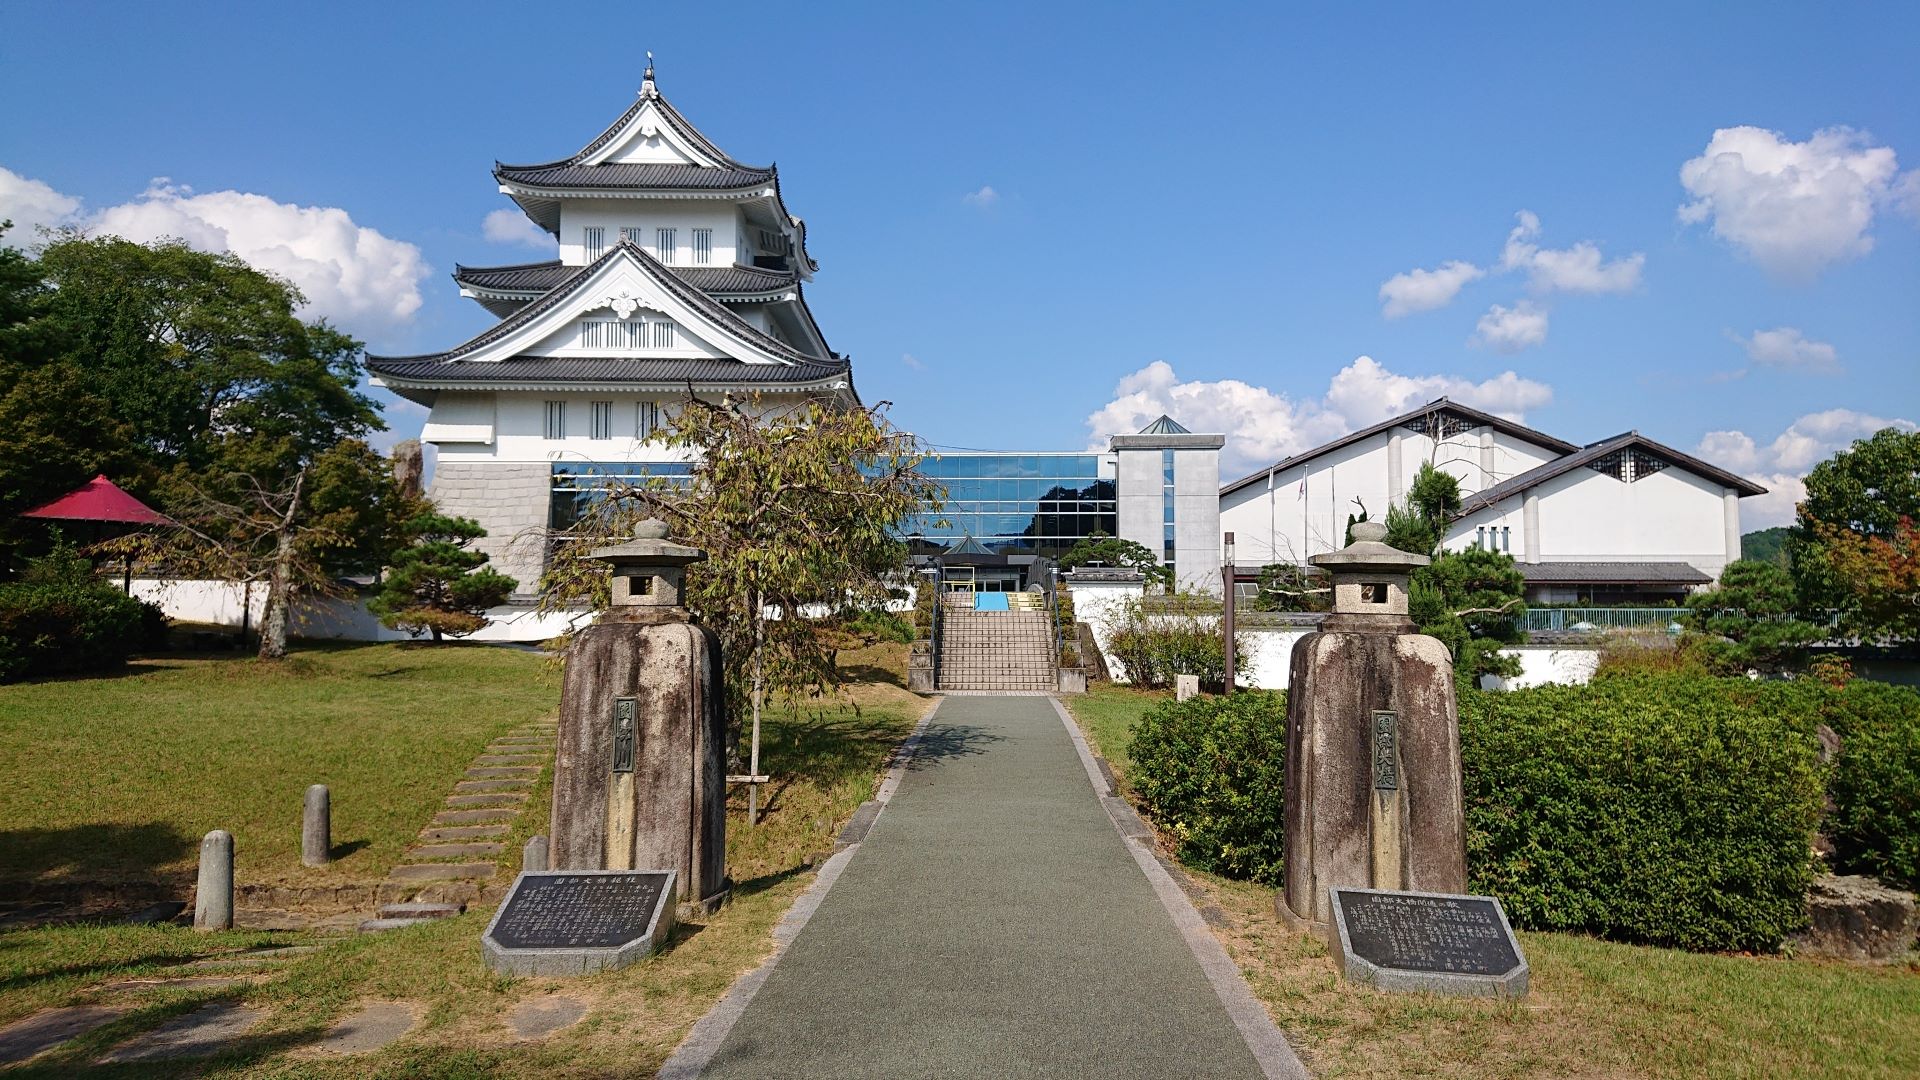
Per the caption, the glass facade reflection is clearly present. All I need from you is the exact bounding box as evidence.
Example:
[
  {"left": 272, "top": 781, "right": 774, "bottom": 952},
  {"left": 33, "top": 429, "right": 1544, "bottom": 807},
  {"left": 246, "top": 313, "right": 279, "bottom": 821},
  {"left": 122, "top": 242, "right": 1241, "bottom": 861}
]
[
  {"left": 902, "top": 453, "right": 1115, "bottom": 559},
  {"left": 550, "top": 462, "right": 694, "bottom": 531}
]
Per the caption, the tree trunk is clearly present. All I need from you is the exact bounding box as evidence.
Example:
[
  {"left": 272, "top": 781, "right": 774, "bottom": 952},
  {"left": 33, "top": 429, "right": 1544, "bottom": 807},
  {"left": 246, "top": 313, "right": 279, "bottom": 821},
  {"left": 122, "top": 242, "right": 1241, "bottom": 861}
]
[{"left": 258, "top": 529, "right": 294, "bottom": 660}]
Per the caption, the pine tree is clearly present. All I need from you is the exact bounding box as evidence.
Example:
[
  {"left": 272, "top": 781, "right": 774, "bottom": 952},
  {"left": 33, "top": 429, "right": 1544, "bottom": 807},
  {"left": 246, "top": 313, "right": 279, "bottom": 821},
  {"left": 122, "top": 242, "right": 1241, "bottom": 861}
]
[{"left": 369, "top": 513, "right": 517, "bottom": 642}]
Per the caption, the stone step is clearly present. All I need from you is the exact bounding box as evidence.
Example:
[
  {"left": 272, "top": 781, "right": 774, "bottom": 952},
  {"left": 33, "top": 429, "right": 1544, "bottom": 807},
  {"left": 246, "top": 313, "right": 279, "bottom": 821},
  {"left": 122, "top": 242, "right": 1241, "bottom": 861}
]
[
  {"left": 474, "top": 754, "right": 545, "bottom": 766},
  {"left": 454, "top": 779, "right": 532, "bottom": 794},
  {"left": 421, "top": 824, "right": 509, "bottom": 841},
  {"left": 432, "top": 808, "right": 518, "bottom": 825},
  {"left": 445, "top": 793, "right": 527, "bottom": 808},
  {"left": 466, "top": 767, "right": 540, "bottom": 779},
  {"left": 357, "top": 917, "right": 437, "bottom": 933},
  {"left": 406, "top": 842, "right": 504, "bottom": 860},
  {"left": 377, "top": 901, "right": 464, "bottom": 920},
  {"left": 99, "top": 1002, "right": 265, "bottom": 1063},
  {"left": 0, "top": 1005, "right": 127, "bottom": 1066},
  {"left": 386, "top": 862, "right": 495, "bottom": 883}
]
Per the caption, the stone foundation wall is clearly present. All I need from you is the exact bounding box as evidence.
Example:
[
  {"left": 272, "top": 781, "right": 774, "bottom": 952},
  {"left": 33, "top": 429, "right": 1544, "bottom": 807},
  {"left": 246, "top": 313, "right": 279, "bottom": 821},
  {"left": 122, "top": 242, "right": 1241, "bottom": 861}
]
[{"left": 429, "top": 461, "right": 552, "bottom": 597}]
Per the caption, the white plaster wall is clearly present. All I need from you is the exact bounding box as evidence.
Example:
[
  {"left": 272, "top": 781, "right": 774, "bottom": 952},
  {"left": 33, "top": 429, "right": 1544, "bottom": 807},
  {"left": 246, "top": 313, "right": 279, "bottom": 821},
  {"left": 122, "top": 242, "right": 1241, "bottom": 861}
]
[
  {"left": 557, "top": 200, "right": 743, "bottom": 266},
  {"left": 1482, "top": 647, "right": 1602, "bottom": 690},
  {"left": 1452, "top": 466, "right": 1736, "bottom": 576},
  {"left": 431, "top": 390, "right": 813, "bottom": 465},
  {"left": 1067, "top": 578, "right": 1144, "bottom": 680},
  {"left": 1239, "top": 628, "right": 1311, "bottom": 689},
  {"left": 131, "top": 579, "right": 590, "bottom": 643}
]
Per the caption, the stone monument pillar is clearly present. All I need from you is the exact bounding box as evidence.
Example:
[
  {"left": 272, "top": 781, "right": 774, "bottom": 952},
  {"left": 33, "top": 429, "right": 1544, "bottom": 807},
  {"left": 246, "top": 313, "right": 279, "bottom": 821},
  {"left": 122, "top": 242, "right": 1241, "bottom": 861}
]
[
  {"left": 1278, "top": 521, "right": 1467, "bottom": 935},
  {"left": 550, "top": 520, "right": 729, "bottom": 911}
]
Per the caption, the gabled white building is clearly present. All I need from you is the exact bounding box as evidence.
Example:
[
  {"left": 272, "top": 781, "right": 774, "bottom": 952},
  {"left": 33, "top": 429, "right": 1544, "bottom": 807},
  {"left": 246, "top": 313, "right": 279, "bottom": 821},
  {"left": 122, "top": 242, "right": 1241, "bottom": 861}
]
[
  {"left": 1218, "top": 400, "right": 1765, "bottom": 603},
  {"left": 368, "top": 65, "right": 855, "bottom": 593}
]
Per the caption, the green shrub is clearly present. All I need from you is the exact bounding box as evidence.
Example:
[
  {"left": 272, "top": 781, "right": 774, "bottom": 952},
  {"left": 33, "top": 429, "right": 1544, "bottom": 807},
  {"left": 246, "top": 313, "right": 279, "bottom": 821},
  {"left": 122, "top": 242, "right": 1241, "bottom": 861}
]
[
  {"left": 1461, "top": 677, "right": 1824, "bottom": 952},
  {"left": 1127, "top": 691, "right": 1287, "bottom": 884},
  {"left": 0, "top": 544, "right": 158, "bottom": 682},
  {"left": 1107, "top": 594, "right": 1247, "bottom": 690}
]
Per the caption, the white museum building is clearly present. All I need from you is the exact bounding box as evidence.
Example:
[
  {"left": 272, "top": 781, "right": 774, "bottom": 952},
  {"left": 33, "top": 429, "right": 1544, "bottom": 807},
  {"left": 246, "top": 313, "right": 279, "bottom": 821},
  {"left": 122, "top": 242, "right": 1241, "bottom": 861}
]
[{"left": 1218, "top": 399, "right": 1766, "bottom": 604}]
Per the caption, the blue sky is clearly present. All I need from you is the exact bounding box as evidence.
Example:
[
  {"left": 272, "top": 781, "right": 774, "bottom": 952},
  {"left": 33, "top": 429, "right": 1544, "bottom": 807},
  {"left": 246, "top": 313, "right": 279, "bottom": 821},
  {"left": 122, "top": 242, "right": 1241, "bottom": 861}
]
[{"left": 3, "top": 1, "right": 1916, "bottom": 526}]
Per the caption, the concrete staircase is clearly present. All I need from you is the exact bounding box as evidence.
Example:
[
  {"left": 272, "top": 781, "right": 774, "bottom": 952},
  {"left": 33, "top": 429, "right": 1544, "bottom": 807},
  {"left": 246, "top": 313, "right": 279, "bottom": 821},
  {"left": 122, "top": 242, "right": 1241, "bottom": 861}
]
[{"left": 937, "top": 596, "right": 1057, "bottom": 692}]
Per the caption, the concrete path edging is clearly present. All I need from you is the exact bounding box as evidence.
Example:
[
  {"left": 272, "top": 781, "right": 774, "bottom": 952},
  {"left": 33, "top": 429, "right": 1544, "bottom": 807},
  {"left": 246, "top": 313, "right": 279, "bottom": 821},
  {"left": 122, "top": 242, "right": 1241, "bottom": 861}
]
[
  {"left": 1047, "top": 697, "right": 1313, "bottom": 1080},
  {"left": 657, "top": 695, "right": 944, "bottom": 1080}
]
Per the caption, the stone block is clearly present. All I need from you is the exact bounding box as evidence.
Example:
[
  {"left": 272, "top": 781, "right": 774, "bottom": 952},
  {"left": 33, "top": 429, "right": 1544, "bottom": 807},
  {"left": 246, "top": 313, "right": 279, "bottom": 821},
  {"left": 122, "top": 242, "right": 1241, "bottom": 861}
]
[{"left": 1794, "top": 875, "right": 1918, "bottom": 961}]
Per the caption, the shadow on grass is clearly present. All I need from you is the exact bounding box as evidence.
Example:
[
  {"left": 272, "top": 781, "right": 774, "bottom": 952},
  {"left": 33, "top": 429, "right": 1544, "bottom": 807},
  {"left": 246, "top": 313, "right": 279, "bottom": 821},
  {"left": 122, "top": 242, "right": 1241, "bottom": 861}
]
[
  {"left": 835, "top": 662, "right": 905, "bottom": 689},
  {"left": 731, "top": 865, "right": 809, "bottom": 901},
  {"left": 0, "top": 823, "right": 193, "bottom": 896},
  {"left": 328, "top": 839, "right": 371, "bottom": 860}
]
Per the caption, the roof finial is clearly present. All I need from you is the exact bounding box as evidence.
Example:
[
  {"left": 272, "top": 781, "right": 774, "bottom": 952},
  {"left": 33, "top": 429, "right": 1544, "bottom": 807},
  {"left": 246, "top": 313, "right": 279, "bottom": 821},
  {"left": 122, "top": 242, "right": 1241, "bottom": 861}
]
[{"left": 640, "top": 51, "right": 656, "bottom": 97}]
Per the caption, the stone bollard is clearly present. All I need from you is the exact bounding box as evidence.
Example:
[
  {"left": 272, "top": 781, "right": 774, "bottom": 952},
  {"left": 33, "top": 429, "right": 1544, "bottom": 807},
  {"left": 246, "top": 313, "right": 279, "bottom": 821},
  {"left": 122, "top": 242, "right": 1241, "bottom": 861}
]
[
  {"left": 194, "top": 830, "right": 234, "bottom": 931},
  {"left": 523, "top": 834, "right": 549, "bottom": 872},
  {"left": 302, "top": 784, "right": 330, "bottom": 867},
  {"left": 1175, "top": 674, "right": 1200, "bottom": 701}
]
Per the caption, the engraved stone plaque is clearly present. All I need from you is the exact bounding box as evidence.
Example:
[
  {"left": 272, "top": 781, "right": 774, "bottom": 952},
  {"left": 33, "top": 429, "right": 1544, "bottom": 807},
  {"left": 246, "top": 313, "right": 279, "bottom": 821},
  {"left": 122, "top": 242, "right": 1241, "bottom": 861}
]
[
  {"left": 1371, "top": 710, "right": 1398, "bottom": 791},
  {"left": 611, "top": 698, "right": 635, "bottom": 774},
  {"left": 482, "top": 870, "right": 676, "bottom": 976},
  {"left": 1329, "top": 887, "right": 1528, "bottom": 997}
]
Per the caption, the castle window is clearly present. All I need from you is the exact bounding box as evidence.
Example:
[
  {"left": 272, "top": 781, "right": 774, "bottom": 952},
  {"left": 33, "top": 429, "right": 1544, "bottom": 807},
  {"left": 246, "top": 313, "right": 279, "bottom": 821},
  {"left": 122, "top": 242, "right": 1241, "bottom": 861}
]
[
  {"left": 544, "top": 400, "right": 566, "bottom": 440},
  {"left": 652, "top": 321, "right": 676, "bottom": 348},
  {"left": 581, "top": 320, "right": 613, "bottom": 348},
  {"left": 1477, "top": 526, "right": 1486, "bottom": 550},
  {"left": 637, "top": 401, "right": 661, "bottom": 439},
  {"left": 589, "top": 401, "right": 613, "bottom": 440},
  {"left": 624, "top": 321, "right": 647, "bottom": 348},
  {"left": 619, "top": 226, "right": 644, "bottom": 247},
  {"left": 693, "top": 228, "right": 712, "bottom": 264},
  {"left": 656, "top": 228, "right": 677, "bottom": 263},
  {"left": 583, "top": 226, "right": 605, "bottom": 260}
]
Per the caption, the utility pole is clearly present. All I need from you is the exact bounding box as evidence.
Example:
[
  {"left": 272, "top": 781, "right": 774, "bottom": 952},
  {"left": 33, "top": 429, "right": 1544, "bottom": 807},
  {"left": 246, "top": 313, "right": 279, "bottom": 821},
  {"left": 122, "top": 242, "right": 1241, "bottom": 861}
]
[{"left": 1222, "top": 531, "right": 1236, "bottom": 693}]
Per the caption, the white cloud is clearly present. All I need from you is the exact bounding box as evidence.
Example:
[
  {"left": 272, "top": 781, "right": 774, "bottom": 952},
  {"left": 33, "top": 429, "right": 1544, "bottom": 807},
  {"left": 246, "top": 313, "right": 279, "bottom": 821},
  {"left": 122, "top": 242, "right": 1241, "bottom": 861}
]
[
  {"left": 0, "top": 166, "right": 82, "bottom": 247},
  {"left": 901, "top": 352, "right": 926, "bottom": 371},
  {"left": 1679, "top": 125, "right": 1916, "bottom": 279},
  {"left": 0, "top": 168, "right": 429, "bottom": 337},
  {"left": 482, "top": 208, "right": 556, "bottom": 251},
  {"left": 1736, "top": 327, "right": 1840, "bottom": 373},
  {"left": 1470, "top": 301, "right": 1550, "bottom": 353},
  {"left": 1500, "top": 210, "right": 1643, "bottom": 294},
  {"left": 1085, "top": 357, "right": 1553, "bottom": 478},
  {"left": 1378, "top": 260, "right": 1483, "bottom": 318},
  {"left": 1696, "top": 408, "right": 1918, "bottom": 528},
  {"left": 962, "top": 185, "right": 999, "bottom": 208}
]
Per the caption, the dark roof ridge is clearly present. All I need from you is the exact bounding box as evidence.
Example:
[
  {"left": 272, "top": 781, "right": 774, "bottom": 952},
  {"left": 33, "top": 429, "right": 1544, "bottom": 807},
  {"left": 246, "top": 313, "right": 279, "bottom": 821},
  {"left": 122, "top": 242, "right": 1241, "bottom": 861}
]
[
  {"left": 1219, "top": 397, "right": 1580, "bottom": 497},
  {"left": 498, "top": 84, "right": 768, "bottom": 174},
  {"left": 1454, "top": 431, "right": 1766, "bottom": 517},
  {"left": 371, "top": 241, "right": 825, "bottom": 368},
  {"left": 451, "top": 257, "right": 561, "bottom": 277}
]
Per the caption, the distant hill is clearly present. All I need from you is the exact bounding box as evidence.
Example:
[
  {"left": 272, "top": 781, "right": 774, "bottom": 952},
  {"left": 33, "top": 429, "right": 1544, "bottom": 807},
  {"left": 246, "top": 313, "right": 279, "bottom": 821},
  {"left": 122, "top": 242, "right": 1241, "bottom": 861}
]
[{"left": 1742, "top": 526, "right": 1790, "bottom": 568}]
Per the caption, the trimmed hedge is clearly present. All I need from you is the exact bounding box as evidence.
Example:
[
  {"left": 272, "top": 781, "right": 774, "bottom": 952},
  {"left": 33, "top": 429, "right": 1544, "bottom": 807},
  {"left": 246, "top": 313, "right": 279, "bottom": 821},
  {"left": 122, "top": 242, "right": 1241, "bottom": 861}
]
[
  {"left": 1127, "top": 691, "right": 1287, "bottom": 884},
  {"left": 1461, "top": 678, "right": 1823, "bottom": 952},
  {"left": 1125, "top": 675, "right": 1838, "bottom": 952},
  {"left": 0, "top": 549, "right": 162, "bottom": 682}
]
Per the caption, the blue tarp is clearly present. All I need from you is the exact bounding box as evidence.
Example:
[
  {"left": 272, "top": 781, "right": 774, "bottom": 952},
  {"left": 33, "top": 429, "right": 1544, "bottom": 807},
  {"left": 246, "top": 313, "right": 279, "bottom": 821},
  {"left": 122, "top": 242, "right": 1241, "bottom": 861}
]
[{"left": 974, "top": 593, "right": 1010, "bottom": 612}]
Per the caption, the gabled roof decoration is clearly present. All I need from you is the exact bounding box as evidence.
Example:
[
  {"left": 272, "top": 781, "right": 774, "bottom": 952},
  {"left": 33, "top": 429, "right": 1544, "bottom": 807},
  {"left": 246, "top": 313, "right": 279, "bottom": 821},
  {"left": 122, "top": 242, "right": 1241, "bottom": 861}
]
[
  {"left": 367, "top": 241, "right": 843, "bottom": 389},
  {"left": 1219, "top": 398, "right": 1582, "bottom": 497},
  {"left": 1454, "top": 431, "right": 1767, "bottom": 516}
]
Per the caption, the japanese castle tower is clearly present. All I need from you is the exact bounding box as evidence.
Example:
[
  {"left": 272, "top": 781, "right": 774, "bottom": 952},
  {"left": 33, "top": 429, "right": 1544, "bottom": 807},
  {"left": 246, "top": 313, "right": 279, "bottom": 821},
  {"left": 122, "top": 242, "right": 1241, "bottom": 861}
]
[{"left": 368, "top": 63, "right": 856, "bottom": 594}]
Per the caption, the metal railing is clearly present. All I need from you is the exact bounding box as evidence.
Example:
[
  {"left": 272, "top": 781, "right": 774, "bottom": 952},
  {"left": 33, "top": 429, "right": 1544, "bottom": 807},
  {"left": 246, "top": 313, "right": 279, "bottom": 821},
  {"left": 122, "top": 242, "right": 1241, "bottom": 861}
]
[{"left": 1521, "top": 607, "right": 1683, "bottom": 633}]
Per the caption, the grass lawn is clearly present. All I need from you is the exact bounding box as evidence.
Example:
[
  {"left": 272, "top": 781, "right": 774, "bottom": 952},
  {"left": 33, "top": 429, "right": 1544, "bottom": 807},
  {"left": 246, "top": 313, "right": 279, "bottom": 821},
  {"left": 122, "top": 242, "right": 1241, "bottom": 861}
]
[
  {"left": 0, "top": 643, "right": 559, "bottom": 889},
  {"left": 1064, "top": 686, "right": 1920, "bottom": 1080},
  {"left": 0, "top": 641, "right": 928, "bottom": 1076}
]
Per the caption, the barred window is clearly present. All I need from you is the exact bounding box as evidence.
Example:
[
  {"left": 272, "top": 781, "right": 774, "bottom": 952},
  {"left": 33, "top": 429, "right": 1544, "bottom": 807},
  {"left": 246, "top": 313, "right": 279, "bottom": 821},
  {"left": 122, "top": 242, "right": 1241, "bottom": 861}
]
[
  {"left": 590, "top": 401, "right": 613, "bottom": 440},
  {"left": 581, "top": 320, "right": 613, "bottom": 348},
  {"left": 624, "top": 320, "right": 647, "bottom": 348},
  {"left": 583, "top": 226, "right": 605, "bottom": 260},
  {"left": 652, "top": 320, "right": 676, "bottom": 348},
  {"left": 618, "top": 226, "right": 644, "bottom": 247},
  {"left": 656, "top": 228, "right": 677, "bottom": 263},
  {"left": 637, "top": 401, "right": 661, "bottom": 439},
  {"left": 692, "top": 228, "right": 712, "bottom": 264},
  {"left": 543, "top": 400, "right": 566, "bottom": 440}
]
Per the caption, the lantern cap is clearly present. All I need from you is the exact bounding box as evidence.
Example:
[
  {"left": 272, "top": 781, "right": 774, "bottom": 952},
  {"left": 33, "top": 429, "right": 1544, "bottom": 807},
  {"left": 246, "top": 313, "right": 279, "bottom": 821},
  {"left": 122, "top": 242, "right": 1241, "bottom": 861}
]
[
  {"left": 588, "top": 519, "right": 705, "bottom": 568},
  {"left": 1309, "top": 521, "right": 1430, "bottom": 573}
]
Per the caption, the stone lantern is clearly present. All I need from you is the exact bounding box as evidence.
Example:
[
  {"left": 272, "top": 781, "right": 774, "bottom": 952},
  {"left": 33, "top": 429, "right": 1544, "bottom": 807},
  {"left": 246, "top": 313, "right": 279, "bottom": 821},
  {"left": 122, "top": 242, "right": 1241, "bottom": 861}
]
[
  {"left": 1277, "top": 521, "right": 1466, "bottom": 935},
  {"left": 549, "top": 520, "right": 729, "bottom": 912}
]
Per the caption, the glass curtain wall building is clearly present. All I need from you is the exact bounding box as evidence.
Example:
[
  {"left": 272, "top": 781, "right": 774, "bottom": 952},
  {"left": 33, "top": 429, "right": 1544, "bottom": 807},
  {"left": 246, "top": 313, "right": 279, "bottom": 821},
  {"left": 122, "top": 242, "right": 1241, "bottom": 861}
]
[{"left": 901, "top": 453, "right": 1116, "bottom": 588}]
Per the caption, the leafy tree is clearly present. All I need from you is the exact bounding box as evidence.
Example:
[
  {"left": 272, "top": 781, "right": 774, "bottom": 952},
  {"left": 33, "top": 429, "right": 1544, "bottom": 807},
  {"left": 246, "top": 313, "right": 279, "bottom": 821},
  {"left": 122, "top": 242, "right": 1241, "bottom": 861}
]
[
  {"left": 1790, "top": 428, "right": 1920, "bottom": 644},
  {"left": 1811, "top": 516, "right": 1919, "bottom": 647},
  {"left": 1058, "top": 530, "right": 1172, "bottom": 588},
  {"left": 1679, "top": 560, "right": 1823, "bottom": 673},
  {"left": 369, "top": 513, "right": 517, "bottom": 642},
  {"left": 541, "top": 394, "right": 940, "bottom": 809},
  {"left": 1410, "top": 546, "right": 1526, "bottom": 690}
]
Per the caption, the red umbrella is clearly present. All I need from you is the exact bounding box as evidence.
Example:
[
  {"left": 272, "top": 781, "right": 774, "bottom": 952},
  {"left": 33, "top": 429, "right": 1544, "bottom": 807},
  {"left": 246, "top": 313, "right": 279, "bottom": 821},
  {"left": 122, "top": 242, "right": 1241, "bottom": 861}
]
[
  {"left": 20, "top": 474, "right": 168, "bottom": 591},
  {"left": 21, "top": 474, "right": 167, "bottom": 525}
]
